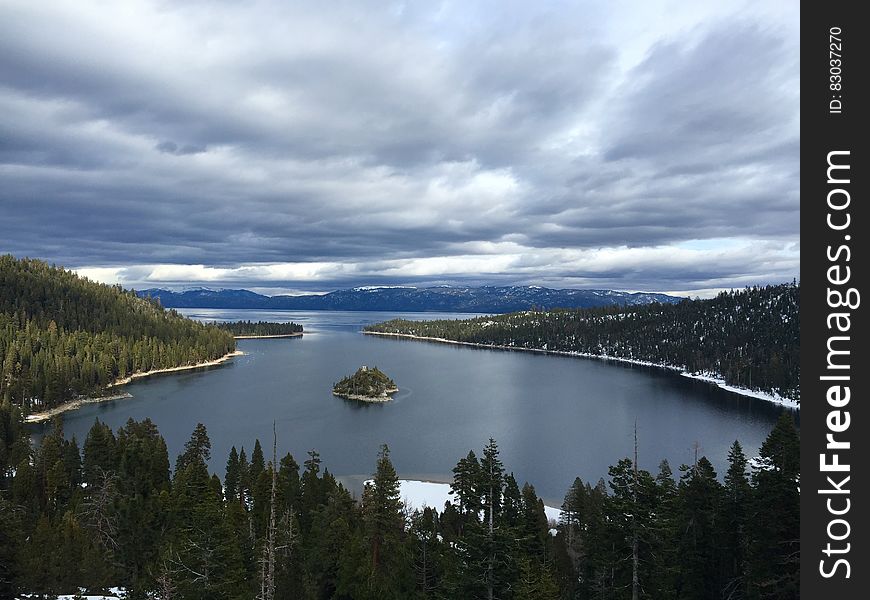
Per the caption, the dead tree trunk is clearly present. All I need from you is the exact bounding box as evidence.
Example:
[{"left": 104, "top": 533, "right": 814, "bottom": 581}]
[
  {"left": 260, "top": 421, "right": 278, "bottom": 600},
  {"left": 632, "top": 422, "right": 639, "bottom": 600}
]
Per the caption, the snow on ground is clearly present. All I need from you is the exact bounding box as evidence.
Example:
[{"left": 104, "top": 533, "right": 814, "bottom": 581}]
[
  {"left": 679, "top": 372, "right": 799, "bottom": 409},
  {"left": 368, "top": 333, "right": 799, "bottom": 410},
  {"left": 18, "top": 588, "right": 124, "bottom": 599},
  {"left": 398, "top": 479, "right": 454, "bottom": 512},
  {"left": 390, "top": 480, "right": 561, "bottom": 523},
  {"left": 542, "top": 504, "right": 560, "bottom": 522}
]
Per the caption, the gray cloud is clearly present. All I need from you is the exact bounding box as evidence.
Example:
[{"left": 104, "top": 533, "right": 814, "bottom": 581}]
[
  {"left": 0, "top": 1, "right": 799, "bottom": 295},
  {"left": 155, "top": 141, "right": 208, "bottom": 156}
]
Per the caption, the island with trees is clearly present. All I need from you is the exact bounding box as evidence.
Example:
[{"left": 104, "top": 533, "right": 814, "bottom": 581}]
[
  {"left": 215, "top": 320, "right": 304, "bottom": 338},
  {"left": 332, "top": 366, "right": 399, "bottom": 402}
]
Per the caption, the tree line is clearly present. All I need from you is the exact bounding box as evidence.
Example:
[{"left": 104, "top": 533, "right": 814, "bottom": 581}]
[
  {"left": 215, "top": 321, "right": 304, "bottom": 337},
  {"left": 0, "top": 256, "right": 236, "bottom": 413},
  {"left": 0, "top": 404, "right": 799, "bottom": 599},
  {"left": 366, "top": 283, "right": 800, "bottom": 402}
]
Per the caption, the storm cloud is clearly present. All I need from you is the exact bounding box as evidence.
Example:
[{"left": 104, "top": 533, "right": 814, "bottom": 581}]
[{"left": 0, "top": 0, "right": 799, "bottom": 296}]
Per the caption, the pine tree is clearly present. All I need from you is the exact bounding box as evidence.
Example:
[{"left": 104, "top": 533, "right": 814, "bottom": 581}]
[
  {"left": 364, "top": 444, "right": 402, "bottom": 573},
  {"left": 606, "top": 457, "right": 658, "bottom": 599},
  {"left": 469, "top": 438, "right": 511, "bottom": 600},
  {"left": 555, "top": 477, "right": 588, "bottom": 598},
  {"left": 238, "top": 447, "right": 250, "bottom": 509},
  {"left": 225, "top": 446, "right": 241, "bottom": 503},
  {"left": 309, "top": 486, "right": 356, "bottom": 598},
  {"left": 722, "top": 441, "right": 751, "bottom": 598},
  {"left": 0, "top": 496, "right": 23, "bottom": 598},
  {"left": 251, "top": 439, "right": 265, "bottom": 480},
  {"left": 650, "top": 460, "right": 679, "bottom": 598},
  {"left": 258, "top": 424, "right": 279, "bottom": 600},
  {"left": 176, "top": 423, "right": 211, "bottom": 475},
  {"left": 115, "top": 418, "right": 171, "bottom": 593},
  {"left": 409, "top": 506, "right": 443, "bottom": 596},
  {"left": 746, "top": 414, "right": 799, "bottom": 599},
  {"left": 83, "top": 419, "right": 118, "bottom": 487},
  {"left": 167, "top": 424, "right": 246, "bottom": 599},
  {"left": 515, "top": 555, "right": 560, "bottom": 600},
  {"left": 278, "top": 452, "right": 301, "bottom": 515},
  {"left": 501, "top": 472, "right": 523, "bottom": 528},
  {"left": 299, "top": 449, "right": 323, "bottom": 535},
  {"left": 559, "top": 477, "right": 586, "bottom": 547},
  {"left": 520, "top": 482, "right": 549, "bottom": 558},
  {"left": 674, "top": 456, "right": 722, "bottom": 599},
  {"left": 450, "top": 450, "right": 482, "bottom": 527}
]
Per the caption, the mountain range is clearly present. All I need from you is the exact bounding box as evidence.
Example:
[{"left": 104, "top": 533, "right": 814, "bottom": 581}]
[{"left": 135, "top": 285, "right": 682, "bottom": 313}]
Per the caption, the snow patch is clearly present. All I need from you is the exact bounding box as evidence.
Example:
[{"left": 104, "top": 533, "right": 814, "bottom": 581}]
[
  {"left": 18, "top": 587, "right": 125, "bottom": 599},
  {"left": 680, "top": 372, "right": 798, "bottom": 409},
  {"left": 352, "top": 285, "right": 418, "bottom": 292},
  {"left": 399, "top": 480, "right": 454, "bottom": 511},
  {"left": 368, "top": 480, "right": 562, "bottom": 523}
]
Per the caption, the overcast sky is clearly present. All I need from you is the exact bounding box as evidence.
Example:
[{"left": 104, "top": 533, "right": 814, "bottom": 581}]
[{"left": 0, "top": 0, "right": 799, "bottom": 297}]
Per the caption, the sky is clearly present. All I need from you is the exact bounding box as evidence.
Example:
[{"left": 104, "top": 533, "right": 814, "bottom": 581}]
[{"left": 0, "top": 0, "right": 799, "bottom": 297}]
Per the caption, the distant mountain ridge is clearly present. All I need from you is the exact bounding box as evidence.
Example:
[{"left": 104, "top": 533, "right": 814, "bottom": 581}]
[{"left": 135, "top": 285, "right": 682, "bottom": 313}]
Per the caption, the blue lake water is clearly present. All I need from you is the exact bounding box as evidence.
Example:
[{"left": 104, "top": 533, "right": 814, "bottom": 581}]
[{"left": 34, "top": 309, "right": 791, "bottom": 505}]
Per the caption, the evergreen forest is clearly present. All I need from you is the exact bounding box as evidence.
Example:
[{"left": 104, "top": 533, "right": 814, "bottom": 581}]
[
  {"left": 215, "top": 321, "right": 304, "bottom": 337},
  {"left": 366, "top": 283, "right": 800, "bottom": 402},
  {"left": 0, "top": 409, "right": 799, "bottom": 599},
  {"left": 0, "top": 256, "right": 236, "bottom": 414}
]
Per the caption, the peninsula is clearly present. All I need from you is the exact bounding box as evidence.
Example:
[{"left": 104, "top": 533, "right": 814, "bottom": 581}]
[
  {"left": 332, "top": 366, "right": 399, "bottom": 402},
  {"left": 1, "top": 256, "right": 237, "bottom": 419}
]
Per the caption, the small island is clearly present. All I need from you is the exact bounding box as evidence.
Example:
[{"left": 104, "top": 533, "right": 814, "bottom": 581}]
[{"left": 333, "top": 366, "right": 399, "bottom": 402}]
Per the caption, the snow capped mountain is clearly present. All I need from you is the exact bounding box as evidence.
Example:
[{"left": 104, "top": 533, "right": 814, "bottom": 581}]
[
  {"left": 351, "top": 285, "right": 418, "bottom": 292},
  {"left": 136, "top": 285, "right": 682, "bottom": 312}
]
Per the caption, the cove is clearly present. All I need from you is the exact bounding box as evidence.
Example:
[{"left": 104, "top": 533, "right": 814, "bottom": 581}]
[{"left": 32, "top": 309, "right": 792, "bottom": 505}]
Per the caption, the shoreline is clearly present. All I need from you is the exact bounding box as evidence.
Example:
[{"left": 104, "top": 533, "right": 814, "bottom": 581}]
[
  {"left": 24, "top": 392, "right": 135, "bottom": 424},
  {"left": 107, "top": 350, "right": 245, "bottom": 387},
  {"left": 363, "top": 331, "right": 799, "bottom": 409},
  {"left": 25, "top": 350, "right": 245, "bottom": 424},
  {"left": 333, "top": 387, "right": 400, "bottom": 403},
  {"left": 233, "top": 332, "right": 303, "bottom": 339}
]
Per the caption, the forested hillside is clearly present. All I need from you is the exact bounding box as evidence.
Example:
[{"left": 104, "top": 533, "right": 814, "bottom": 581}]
[
  {"left": 0, "top": 411, "right": 798, "bottom": 599},
  {"left": 0, "top": 256, "right": 235, "bottom": 414},
  {"left": 366, "top": 283, "right": 800, "bottom": 402}
]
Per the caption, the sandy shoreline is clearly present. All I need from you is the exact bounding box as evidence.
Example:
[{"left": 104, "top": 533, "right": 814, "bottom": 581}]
[
  {"left": 24, "top": 393, "right": 135, "bottom": 424},
  {"left": 233, "top": 332, "right": 303, "bottom": 339},
  {"left": 107, "top": 350, "right": 245, "bottom": 387},
  {"left": 25, "top": 350, "right": 245, "bottom": 423},
  {"left": 363, "top": 331, "right": 799, "bottom": 409}
]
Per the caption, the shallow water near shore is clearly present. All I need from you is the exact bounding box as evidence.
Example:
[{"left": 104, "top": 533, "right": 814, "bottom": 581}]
[{"left": 31, "top": 309, "right": 794, "bottom": 506}]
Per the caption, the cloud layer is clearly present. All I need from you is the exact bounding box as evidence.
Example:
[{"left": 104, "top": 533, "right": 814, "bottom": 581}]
[{"left": 0, "top": 0, "right": 799, "bottom": 296}]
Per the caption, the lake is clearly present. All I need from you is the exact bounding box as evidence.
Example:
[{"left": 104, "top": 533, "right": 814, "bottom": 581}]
[{"left": 33, "top": 309, "right": 792, "bottom": 506}]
